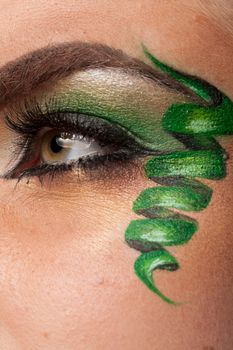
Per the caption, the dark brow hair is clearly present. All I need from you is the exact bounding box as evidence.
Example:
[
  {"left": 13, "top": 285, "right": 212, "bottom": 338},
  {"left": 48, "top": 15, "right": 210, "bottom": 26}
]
[{"left": 0, "top": 42, "right": 216, "bottom": 106}]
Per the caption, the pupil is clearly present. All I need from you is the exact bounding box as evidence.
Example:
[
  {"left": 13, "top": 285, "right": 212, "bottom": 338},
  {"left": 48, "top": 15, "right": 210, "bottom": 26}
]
[{"left": 50, "top": 136, "right": 63, "bottom": 154}]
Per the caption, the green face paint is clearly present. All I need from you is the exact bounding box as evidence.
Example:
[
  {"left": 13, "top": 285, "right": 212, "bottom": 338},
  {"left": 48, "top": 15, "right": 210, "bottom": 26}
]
[
  {"left": 133, "top": 182, "right": 213, "bottom": 216},
  {"left": 126, "top": 218, "right": 197, "bottom": 249},
  {"left": 145, "top": 150, "right": 226, "bottom": 180},
  {"left": 163, "top": 96, "right": 233, "bottom": 135},
  {"left": 125, "top": 48, "right": 233, "bottom": 304}
]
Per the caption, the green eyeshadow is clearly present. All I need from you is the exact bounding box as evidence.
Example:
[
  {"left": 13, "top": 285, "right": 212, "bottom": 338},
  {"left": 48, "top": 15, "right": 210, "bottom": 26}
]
[{"left": 47, "top": 68, "right": 191, "bottom": 152}]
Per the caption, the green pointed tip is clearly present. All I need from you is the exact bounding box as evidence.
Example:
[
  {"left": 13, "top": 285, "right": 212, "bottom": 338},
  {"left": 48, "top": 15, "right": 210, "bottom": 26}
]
[
  {"left": 134, "top": 250, "right": 180, "bottom": 305},
  {"left": 142, "top": 44, "right": 215, "bottom": 104}
]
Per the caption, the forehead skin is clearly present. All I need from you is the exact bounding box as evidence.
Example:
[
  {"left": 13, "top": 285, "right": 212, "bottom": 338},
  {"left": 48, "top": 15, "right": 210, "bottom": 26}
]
[
  {"left": 0, "top": 1, "right": 233, "bottom": 350},
  {"left": 0, "top": 0, "right": 233, "bottom": 99}
]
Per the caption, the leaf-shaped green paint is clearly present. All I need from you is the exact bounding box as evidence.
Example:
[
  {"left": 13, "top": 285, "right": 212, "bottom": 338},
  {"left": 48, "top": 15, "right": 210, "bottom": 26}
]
[
  {"left": 145, "top": 150, "right": 226, "bottom": 180},
  {"left": 163, "top": 97, "right": 233, "bottom": 135},
  {"left": 125, "top": 218, "right": 197, "bottom": 252},
  {"left": 133, "top": 184, "right": 212, "bottom": 215}
]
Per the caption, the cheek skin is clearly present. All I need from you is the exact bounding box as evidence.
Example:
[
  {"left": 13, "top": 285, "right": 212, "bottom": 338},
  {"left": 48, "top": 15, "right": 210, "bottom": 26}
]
[
  {"left": 0, "top": 145, "right": 232, "bottom": 349},
  {"left": 0, "top": 163, "right": 148, "bottom": 348}
]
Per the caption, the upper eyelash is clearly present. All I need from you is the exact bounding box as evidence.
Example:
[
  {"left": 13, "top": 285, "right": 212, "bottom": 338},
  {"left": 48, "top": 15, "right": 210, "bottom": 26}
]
[
  {"left": 4, "top": 102, "right": 154, "bottom": 180},
  {"left": 6, "top": 100, "right": 150, "bottom": 149}
]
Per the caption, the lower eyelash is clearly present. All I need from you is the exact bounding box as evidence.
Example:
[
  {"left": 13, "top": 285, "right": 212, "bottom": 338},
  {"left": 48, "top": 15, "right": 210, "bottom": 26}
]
[{"left": 6, "top": 148, "right": 146, "bottom": 183}]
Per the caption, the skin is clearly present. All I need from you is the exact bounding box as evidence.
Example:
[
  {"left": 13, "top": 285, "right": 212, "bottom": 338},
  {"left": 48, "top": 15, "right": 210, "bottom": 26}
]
[{"left": 0, "top": 1, "right": 232, "bottom": 349}]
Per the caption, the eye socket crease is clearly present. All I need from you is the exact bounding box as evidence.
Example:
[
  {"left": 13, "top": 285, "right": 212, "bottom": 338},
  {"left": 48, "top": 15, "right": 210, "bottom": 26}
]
[{"left": 0, "top": 42, "right": 220, "bottom": 107}]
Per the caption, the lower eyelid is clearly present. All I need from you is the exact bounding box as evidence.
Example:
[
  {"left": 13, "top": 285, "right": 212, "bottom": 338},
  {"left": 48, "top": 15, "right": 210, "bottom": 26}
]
[{"left": 7, "top": 151, "right": 145, "bottom": 184}]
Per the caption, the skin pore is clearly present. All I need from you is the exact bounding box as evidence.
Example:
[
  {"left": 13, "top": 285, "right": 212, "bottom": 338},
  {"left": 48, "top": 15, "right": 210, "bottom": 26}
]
[{"left": 0, "top": 1, "right": 232, "bottom": 350}]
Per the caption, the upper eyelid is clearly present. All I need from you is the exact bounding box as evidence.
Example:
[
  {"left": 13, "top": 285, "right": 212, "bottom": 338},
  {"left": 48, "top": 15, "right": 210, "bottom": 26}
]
[
  {"left": 6, "top": 108, "right": 148, "bottom": 149},
  {"left": 2, "top": 65, "right": 209, "bottom": 155},
  {"left": 0, "top": 41, "right": 212, "bottom": 107},
  {"left": 0, "top": 43, "right": 224, "bottom": 170}
]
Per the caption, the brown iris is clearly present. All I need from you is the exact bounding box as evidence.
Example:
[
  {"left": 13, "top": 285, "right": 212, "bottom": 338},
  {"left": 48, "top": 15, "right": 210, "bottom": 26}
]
[{"left": 40, "top": 130, "right": 105, "bottom": 164}]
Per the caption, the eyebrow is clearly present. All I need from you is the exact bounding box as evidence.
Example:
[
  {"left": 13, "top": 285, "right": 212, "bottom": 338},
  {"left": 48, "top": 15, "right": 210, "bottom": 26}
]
[{"left": 0, "top": 42, "right": 206, "bottom": 106}]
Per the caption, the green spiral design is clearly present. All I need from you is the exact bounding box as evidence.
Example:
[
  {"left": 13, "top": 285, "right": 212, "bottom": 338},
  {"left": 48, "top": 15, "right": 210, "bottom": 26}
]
[{"left": 125, "top": 48, "right": 233, "bottom": 304}]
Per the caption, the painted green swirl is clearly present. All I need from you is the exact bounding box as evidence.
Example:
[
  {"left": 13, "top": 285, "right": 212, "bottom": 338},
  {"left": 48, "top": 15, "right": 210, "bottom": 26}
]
[{"left": 125, "top": 48, "right": 233, "bottom": 304}]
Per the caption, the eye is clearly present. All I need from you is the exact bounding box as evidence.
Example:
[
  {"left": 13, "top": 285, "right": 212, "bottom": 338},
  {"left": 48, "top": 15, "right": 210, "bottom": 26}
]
[
  {"left": 3, "top": 109, "right": 151, "bottom": 180},
  {"left": 41, "top": 129, "right": 109, "bottom": 164}
]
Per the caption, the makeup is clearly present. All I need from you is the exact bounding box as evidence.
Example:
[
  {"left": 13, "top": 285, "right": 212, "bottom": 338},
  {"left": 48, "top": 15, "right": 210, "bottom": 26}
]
[
  {"left": 42, "top": 68, "right": 192, "bottom": 152},
  {"left": 145, "top": 150, "right": 226, "bottom": 179},
  {"left": 126, "top": 218, "right": 197, "bottom": 249},
  {"left": 2, "top": 65, "right": 199, "bottom": 178},
  {"left": 125, "top": 48, "right": 233, "bottom": 304},
  {"left": 133, "top": 180, "right": 213, "bottom": 216},
  {"left": 0, "top": 42, "right": 222, "bottom": 179},
  {"left": 134, "top": 250, "right": 179, "bottom": 305},
  {"left": 163, "top": 96, "right": 233, "bottom": 135}
]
